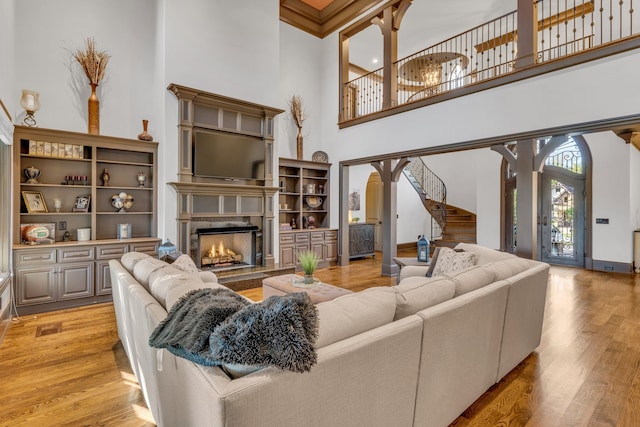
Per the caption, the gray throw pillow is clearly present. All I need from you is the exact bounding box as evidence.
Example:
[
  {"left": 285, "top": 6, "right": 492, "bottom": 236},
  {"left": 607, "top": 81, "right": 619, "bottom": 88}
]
[{"left": 425, "top": 247, "right": 441, "bottom": 277}]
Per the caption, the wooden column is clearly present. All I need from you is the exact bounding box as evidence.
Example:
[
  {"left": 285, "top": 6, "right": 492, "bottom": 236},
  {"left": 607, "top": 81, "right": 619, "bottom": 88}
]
[
  {"left": 382, "top": 6, "right": 398, "bottom": 109},
  {"left": 372, "top": 158, "right": 409, "bottom": 276},
  {"left": 339, "top": 163, "right": 351, "bottom": 266},
  {"left": 516, "top": 0, "right": 538, "bottom": 68},
  {"left": 515, "top": 139, "right": 538, "bottom": 259}
]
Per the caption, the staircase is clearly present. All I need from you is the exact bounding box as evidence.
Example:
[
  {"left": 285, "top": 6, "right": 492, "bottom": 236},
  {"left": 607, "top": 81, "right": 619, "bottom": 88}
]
[{"left": 403, "top": 158, "right": 476, "bottom": 250}]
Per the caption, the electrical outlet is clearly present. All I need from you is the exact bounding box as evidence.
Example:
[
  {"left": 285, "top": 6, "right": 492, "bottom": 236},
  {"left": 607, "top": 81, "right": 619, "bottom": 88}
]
[{"left": 58, "top": 221, "right": 67, "bottom": 230}]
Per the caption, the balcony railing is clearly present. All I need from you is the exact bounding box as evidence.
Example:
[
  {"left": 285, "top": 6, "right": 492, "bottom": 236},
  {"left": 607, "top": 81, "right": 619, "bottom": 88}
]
[{"left": 341, "top": 0, "right": 638, "bottom": 122}]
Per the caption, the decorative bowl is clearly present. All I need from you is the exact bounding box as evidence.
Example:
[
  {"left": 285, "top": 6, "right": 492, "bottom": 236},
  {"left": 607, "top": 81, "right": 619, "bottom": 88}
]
[{"left": 305, "top": 196, "right": 323, "bottom": 209}]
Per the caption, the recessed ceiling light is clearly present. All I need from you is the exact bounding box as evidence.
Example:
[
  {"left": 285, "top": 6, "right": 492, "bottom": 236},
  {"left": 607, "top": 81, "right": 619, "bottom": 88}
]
[{"left": 372, "top": 58, "right": 379, "bottom": 64}]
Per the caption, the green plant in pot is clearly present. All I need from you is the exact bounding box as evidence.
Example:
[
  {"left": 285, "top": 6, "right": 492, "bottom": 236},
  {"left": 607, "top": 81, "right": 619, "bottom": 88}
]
[{"left": 297, "top": 249, "right": 320, "bottom": 284}]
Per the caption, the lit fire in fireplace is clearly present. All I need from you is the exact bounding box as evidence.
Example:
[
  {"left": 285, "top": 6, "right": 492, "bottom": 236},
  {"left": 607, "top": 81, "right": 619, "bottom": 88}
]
[{"left": 201, "top": 241, "right": 243, "bottom": 267}]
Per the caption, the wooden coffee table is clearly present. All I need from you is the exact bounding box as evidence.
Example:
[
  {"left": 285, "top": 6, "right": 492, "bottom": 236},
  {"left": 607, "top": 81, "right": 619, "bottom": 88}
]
[{"left": 262, "top": 274, "right": 353, "bottom": 304}]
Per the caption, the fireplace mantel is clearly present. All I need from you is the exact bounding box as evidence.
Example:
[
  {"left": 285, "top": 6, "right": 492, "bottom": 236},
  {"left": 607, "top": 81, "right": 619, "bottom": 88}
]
[
  {"left": 168, "top": 84, "right": 285, "bottom": 268},
  {"left": 168, "top": 181, "right": 278, "bottom": 268}
]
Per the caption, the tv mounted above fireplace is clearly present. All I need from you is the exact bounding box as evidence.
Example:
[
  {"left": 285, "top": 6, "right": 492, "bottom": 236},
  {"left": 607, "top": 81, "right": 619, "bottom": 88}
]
[{"left": 192, "top": 129, "right": 266, "bottom": 181}]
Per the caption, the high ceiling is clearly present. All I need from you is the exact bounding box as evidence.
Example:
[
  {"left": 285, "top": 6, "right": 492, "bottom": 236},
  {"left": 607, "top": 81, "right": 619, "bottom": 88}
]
[{"left": 280, "top": 0, "right": 383, "bottom": 38}]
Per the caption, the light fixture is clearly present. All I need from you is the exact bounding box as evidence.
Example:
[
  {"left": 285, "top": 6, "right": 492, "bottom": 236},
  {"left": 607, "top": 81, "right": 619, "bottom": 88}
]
[
  {"left": 20, "top": 89, "right": 40, "bottom": 127},
  {"left": 420, "top": 63, "right": 442, "bottom": 90}
]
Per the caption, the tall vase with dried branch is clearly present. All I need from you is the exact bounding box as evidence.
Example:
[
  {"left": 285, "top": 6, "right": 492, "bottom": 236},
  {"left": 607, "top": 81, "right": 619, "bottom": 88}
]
[
  {"left": 289, "top": 95, "right": 305, "bottom": 160},
  {"left": 72, "top": 37, "right": 111, "bottom": 135}
]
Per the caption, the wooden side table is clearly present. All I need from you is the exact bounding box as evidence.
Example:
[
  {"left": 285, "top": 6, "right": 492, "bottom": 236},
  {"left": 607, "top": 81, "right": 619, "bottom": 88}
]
[{"left": 393, "top": 257, "right": 430, "bottom": 271}]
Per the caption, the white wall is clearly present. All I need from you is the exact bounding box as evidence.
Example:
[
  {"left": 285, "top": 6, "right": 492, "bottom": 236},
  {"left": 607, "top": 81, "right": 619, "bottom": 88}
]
[
  {"left": 12, "top": 0, "right": 162, "bottom": 138},
  {"left": 0, "top": 0, "right": 15, "bottom": 106},
  {"left": 585, "top": 132, "right": 633, "bottom": 263}
]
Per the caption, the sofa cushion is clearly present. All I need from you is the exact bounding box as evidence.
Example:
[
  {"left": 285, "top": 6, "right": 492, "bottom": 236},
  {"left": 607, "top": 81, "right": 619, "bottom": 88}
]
[
  {"left": 446, "top": 265, "right": 497, "bottom": 297},
  {"left": 121, "top": 251, "right": 151, "bottom": 272},
  {"left": 431, "top": 247, "right": 477, "bottom": 277},
  {"left": 315, "top": 287, "right": 396, "bottom": 348},
  {"left": 454, "top": 243, "right": 515, "bottom": 265},
  {"left": 484, "top": 258, "right": 532, "bottom": 281},
  {"left": 393, "top": 276, "right": 456, "bottom": 320},
  {"left": 133, "top": 257, "right": 169, "bottom": 291},
  {"left": 148, "top": 266, "right": 205, "bottom": 309}
]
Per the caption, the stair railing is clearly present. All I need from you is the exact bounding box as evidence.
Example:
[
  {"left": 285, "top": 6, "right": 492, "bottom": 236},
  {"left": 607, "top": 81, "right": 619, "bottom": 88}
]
[{"left": 403, "top": 157, "right": 447, "bottom": 238}]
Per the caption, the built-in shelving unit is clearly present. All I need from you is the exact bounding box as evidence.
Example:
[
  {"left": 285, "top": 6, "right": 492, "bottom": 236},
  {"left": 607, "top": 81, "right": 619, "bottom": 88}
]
[
  {"left": 11, "top": 126, "right": 160, "bottom": 314},
  {"left": 278, "top": 158, "right": 337, "bottom": 270}
]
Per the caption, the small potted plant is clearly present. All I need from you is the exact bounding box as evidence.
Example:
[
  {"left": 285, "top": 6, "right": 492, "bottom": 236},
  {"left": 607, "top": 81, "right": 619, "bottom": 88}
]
[{"left": 297, "top": 249, "right": 320, "bottom": 284}]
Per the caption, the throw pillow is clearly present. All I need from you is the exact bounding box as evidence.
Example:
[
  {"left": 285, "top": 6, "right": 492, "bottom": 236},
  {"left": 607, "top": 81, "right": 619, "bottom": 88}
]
[
  {"left": 425, "top": 247, "right": 442, "bottom": 277},
  {"left": 430, "top": 247, "right": 477, "bottom": 277},
  {"left": 171, "top": 254, "right": 199, "bottom": 274}
]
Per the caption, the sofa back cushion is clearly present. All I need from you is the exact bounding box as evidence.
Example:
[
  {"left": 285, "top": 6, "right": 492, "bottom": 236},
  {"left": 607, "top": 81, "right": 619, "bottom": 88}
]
[
  {"left": 132, "top": 257, "right": 169, "bottom": 291},
  {"left": 121, "top": 251, "right": 152, "bottom": 273},
  {"left": 454, "top": 243, "right": 515, "bottom": 265},
  {"left": 147, "top": 266, "right": 207, "bottom": 309},
  {"left": 393, "top": 276, "right": 456, "bottom": 320},
  {"left": 484, "top": 258, "right": 532, "bottom": 281},
  {"left": 447, "top": 265, "right": 497, "bottom": 297},
  {"left": 315, "top": 287, "right": 396, "bottom": 348}
]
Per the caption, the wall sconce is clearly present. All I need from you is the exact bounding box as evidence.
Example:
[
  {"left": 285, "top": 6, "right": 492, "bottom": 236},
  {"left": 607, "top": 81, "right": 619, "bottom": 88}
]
[{"left": 20, "top": 89, "right": 40, "bottom": 127}]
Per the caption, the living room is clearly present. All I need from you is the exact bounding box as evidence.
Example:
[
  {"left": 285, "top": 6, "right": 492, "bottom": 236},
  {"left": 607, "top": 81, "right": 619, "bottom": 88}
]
[{"left": 2, "top": 0, "right": 640, "bottom": 426}]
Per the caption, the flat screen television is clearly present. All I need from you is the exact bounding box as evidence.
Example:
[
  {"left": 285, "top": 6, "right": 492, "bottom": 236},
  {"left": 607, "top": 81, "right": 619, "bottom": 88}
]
[{"left": 192, "top": 130, "right": 265, "bottom": 180}]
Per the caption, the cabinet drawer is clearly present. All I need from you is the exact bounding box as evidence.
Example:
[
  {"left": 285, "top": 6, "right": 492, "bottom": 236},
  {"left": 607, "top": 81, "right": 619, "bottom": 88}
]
[
  {"left": 15, "top": 249, "right": 56, "bottom": 266},
  {"left": 97, "top": 244, "right": 128, "bottom": 259},
  {"left": 280, "top": 233, "right": 295, "bottom": 244},
  {"left": 129, "top": 241, "right": 159, "bottom": 255},
  {"left": 310, "top": 232, "right": 325, "bottom": 241},
  {"left": 295, "top": 232, "right": 310, "bottom": 243},
  {"left": 58, "top": 247, "right": 94, "bottom": 262},
  {"left": 324, "top": 230, "right": 338, "bottom": 240}
]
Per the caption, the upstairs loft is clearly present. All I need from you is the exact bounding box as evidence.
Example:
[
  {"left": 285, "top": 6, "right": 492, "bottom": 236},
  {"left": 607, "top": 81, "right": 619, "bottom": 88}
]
[{"left": 338, "top": 0, "right": 640, "bottom": 128}]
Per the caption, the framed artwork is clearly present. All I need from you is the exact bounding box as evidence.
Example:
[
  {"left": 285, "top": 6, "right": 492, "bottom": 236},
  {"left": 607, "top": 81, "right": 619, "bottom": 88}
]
[
  {"left": 72, "top": 195, "right": 91, "bottom": 212},
  {"left": 22, "top": 191, "right": 48, "bottom": 213}
]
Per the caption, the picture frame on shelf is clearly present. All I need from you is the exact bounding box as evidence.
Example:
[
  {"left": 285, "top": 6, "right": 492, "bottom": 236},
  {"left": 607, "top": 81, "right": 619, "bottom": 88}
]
[
  {"left": 72, "top": 195, "right": 91, "bottom": 212},
  {"left": 21, "top": 191, "right": 48, "bottom": 213}
]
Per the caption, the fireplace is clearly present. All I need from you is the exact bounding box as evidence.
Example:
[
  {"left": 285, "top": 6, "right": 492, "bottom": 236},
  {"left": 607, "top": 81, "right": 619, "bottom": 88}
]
[{"left": 196, "top": 225, "right": 260, "bottom": 270}]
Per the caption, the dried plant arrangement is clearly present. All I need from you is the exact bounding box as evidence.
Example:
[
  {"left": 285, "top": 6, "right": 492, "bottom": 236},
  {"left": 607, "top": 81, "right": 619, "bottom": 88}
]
[
  {"left": 71, "top": 37, "right": 111, "bottom": 86},
  {"left": 289, "top": 95, "right": 305, "bottom": 130}
]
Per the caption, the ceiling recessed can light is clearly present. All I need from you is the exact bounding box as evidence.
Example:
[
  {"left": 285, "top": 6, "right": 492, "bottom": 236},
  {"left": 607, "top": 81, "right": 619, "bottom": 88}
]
[{"left": 372, "top": 58, "right": 379, "bottom": 64}]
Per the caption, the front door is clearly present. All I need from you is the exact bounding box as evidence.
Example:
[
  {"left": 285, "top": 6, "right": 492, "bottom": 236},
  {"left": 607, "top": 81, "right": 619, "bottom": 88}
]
[{"left": 540, "top": 170, "right": 585, "bottom": 266}]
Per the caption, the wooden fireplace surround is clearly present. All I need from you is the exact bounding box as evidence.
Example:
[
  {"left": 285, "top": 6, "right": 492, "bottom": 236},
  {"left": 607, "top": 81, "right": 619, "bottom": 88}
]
[{"left": 168, "top": 84, "right": 284, "bottom": 268}]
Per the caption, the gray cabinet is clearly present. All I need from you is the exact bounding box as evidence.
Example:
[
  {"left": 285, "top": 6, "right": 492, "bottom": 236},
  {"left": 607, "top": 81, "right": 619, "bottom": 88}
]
[
  {"left": 349, "top": 223, "right": 375, "bottom": 259},
  {"left": 13, "top": 240, "right": 158, "bottom": 314},
  {"left": 279, "top": 229, "right": 338, "bottom": 270}
]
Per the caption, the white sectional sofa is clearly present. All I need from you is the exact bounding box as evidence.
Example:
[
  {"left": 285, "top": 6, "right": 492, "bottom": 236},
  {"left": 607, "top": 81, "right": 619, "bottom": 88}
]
[{"left": 109, "top": 243, "right": 549, "bottom": 427}]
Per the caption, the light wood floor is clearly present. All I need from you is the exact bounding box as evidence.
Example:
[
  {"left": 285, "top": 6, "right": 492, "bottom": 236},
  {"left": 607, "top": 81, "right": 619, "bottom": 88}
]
[{"left": 1, "top": 250, "right": 640, "bottom": 426}]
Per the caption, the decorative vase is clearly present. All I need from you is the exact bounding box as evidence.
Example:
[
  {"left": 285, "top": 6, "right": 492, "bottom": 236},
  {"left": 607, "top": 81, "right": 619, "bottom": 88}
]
[
  {"left": 303, "top": 274, "right": 314, "bottom": 284},
  {"left": 24, "top": 166, "right": 41, "bottom": 184},
  {"left": 137, "top": 172, "right": 146, "bottom": 187},
  {"left": 296, "top": 128, "right": 303, "bottom": 160},
  {"left": 101, "top": 168, "right": 110, "bottom": 186},
  {"left": 88, "top": 83, "right": 100, "bottom": 135},
  {"left": 138, "top": 119, "right": 153, "bottom": 141}
]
